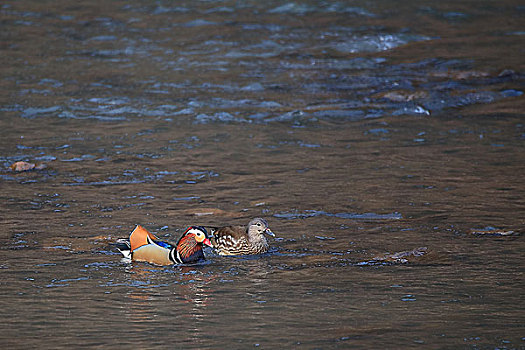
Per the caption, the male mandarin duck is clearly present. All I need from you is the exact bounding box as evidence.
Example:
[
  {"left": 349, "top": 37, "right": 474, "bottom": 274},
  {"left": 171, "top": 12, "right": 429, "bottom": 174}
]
[
  {"left": 208, "top": 218, "right": 275, "bottom": 256},
  {"left": 116, "top": 225, "right": 212, "bottom": 265}
]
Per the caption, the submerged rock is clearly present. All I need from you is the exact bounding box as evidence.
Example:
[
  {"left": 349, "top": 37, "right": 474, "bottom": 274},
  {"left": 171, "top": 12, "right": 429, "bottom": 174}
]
[
  {"left": 373, "top": 247, "right": 429, "bottom": 264},
  {"left": 9, "top": 161, "right": 47, "bottom": 172},
  {"left": 470, "top": 227, "right": 518, "bottom": 236}
]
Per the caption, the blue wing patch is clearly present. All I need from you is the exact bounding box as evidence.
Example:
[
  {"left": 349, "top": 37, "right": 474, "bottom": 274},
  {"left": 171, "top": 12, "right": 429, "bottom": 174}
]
[{"left": 155, "top": 240, "right": 174, "bottom": 249}]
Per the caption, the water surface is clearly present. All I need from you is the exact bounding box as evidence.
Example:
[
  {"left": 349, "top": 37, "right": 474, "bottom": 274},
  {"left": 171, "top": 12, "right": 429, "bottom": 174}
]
[{"left": 1, "top": 0, "right": 524, "bottom": 348}]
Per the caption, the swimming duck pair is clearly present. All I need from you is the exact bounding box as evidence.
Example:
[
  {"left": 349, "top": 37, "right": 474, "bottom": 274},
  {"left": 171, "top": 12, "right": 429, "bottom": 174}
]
[{"left": 115, "top": 218, "right": 274, "bottom": 266}]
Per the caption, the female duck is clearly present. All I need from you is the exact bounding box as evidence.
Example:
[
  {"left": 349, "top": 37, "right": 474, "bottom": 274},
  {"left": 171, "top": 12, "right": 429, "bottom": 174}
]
[{"left": 209, "top": 218, "right": 274, "bottom": 256}]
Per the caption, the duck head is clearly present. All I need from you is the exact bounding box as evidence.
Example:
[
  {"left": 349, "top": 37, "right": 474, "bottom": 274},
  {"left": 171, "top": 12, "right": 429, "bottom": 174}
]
[
  {"left": 181, "top": 226, "right": 213, "bottom": 247},
  {"left": 174, "top": 226, "right": 213, "bottom": 263},
  {"left": 248, "top": 218, "right": 275, "bottom": 237}
]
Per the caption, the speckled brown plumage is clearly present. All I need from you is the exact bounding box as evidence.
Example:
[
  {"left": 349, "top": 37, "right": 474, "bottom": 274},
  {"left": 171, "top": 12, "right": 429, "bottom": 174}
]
[{"left": 209, "top": 218, "right": 275, "bottom": 256}]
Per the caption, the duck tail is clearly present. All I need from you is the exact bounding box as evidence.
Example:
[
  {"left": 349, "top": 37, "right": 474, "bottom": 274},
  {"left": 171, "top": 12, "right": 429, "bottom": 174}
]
[{"left": 114, "top": 238, "right": 132, "bottom": 259}]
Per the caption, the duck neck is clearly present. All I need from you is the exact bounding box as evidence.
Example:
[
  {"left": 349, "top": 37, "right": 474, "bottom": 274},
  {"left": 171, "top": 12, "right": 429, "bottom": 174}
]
[
  {"left": 247, "top": 228, "right": 268, "bottom": 246},
  {"left": 175, "top": 235, "right": 204, "bottom": 263}
]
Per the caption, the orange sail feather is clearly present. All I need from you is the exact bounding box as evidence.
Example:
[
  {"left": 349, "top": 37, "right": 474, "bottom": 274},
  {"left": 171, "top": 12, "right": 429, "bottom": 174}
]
[{"left": 129, "top": 225, "right": 159, "bottom": 252}]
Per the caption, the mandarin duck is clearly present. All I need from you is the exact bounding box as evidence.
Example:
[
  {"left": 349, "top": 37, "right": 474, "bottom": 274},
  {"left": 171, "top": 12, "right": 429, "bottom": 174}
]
[
  {"left": 115, "top": 225, "right": 212, "bottom": 265},
  {"left": 208, "top": 218, "right": 275, "bottom": 256}
]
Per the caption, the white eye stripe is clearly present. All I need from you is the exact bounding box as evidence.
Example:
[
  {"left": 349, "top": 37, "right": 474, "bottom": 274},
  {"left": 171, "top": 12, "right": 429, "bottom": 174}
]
[{"left": 186, "top": 228, "right": 206, "bottom": 235}]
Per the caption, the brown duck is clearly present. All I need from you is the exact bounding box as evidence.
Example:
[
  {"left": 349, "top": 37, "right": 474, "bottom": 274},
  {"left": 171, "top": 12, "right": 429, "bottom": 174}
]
[{"left": 208, "top": 218, "right": 275, "bottom": 256}]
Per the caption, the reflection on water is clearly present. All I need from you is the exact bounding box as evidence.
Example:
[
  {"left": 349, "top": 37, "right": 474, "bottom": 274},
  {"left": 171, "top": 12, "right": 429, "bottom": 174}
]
[
  {"left": 1, "top": 0, "right": 524, "bottom": 348},
  {"left": 120, "top": 265, "right": 214, "bottom": 347}
]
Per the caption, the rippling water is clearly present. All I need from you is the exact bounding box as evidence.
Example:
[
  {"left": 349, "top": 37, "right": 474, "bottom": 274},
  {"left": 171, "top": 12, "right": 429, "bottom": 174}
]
[{"left": 1, "top": 0, "right": 524, "bottom": 348}]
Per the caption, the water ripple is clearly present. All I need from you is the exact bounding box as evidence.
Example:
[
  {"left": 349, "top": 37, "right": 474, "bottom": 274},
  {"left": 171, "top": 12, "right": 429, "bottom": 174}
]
[{"left": 274, "top": 210, "right": 402, "bottom": 220}]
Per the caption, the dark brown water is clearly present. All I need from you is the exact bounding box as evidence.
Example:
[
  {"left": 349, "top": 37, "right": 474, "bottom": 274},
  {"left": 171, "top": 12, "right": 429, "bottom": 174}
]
[{"left": 1, "top": 0, "right": 524, "bottom": 348}]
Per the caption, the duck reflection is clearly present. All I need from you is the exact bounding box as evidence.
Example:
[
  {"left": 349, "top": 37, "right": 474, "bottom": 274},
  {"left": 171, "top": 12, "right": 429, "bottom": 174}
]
[{"left": 121, "top": 262, "right": 216, "bottom": 343}]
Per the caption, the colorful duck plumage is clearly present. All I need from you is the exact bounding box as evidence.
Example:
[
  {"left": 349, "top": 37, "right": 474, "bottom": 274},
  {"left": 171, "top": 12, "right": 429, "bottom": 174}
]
[{"left": 116, "top": 225, "right": 212, "bottom": 266}]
